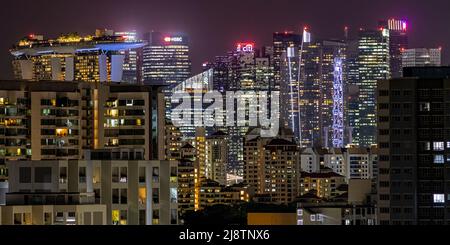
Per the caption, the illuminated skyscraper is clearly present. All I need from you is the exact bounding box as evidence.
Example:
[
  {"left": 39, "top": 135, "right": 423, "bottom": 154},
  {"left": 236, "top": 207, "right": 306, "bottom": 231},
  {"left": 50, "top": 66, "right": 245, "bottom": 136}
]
[
  {"left": 279, "top": 29, "right": 346, "bottom": 148},
  {"left": 402, "top": 48, "right": 442, "bottom": 67},
  {"left": 321, "top": 40, "right": 346, "bottom": 148},
  {"left": 299, "top": 32, "right": 322, "bottom": 147},
  {"left": 273, "top": 32, "right": 302, "bottom": 90},
  {"left": 344, "top": 37, "right": 360, "bottom": 146},
  {"left": 379, "top": 19, "right": 409, "bottom": 78},
  {"left": 142, "top": 32, "right": 191, "bottom": 86},
  {"left": 142, "top": 32, "right": 191, "bottom": 122},
  {"left": 356, "top": 29, "right": 390, "bottom": 147},
  {"left": 280, "top": 46, "right": 301, "bottom": 141}
]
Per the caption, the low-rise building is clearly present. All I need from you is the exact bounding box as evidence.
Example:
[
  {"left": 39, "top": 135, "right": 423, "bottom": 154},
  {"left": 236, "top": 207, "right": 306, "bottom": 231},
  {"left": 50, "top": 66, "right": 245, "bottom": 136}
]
[
  {"left": 6, "top": 150, "right": 178, "bottom": 225},
  {"left": 299, "top": 169, "right": 347, "bottom": 199},
  {"left": 1, "top": 192, "right": 106, "bottom": 225},
  {"left": 299, "top": 147, "right": 378, "bottom": 181},
  {"left": 199, "top": 179, "right": 249, "bottom": 210},
  {"left": 296, "top": 179, "right": 376, "bottom": 225}
]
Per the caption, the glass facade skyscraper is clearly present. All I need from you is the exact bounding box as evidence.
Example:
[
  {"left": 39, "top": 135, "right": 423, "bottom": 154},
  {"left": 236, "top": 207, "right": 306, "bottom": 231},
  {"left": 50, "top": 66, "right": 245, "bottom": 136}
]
[
  {"left": 355, "top": 29, "right": 390, "bottom": 147},
  {"left": 379, "top": 19, "right": 409, "bottom": 78},
  {"left": 273, "top": 32, "right": 302, "bottom": 90},
  {"left": 142, "top": 32, "right": 191, "bottom": 86}
]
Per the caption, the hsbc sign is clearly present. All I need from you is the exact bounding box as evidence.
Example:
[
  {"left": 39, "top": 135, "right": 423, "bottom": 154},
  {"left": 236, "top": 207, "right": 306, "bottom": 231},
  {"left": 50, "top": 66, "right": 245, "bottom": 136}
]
[{"left": 164, "top": 36, "right": 183, "bottom": 43}]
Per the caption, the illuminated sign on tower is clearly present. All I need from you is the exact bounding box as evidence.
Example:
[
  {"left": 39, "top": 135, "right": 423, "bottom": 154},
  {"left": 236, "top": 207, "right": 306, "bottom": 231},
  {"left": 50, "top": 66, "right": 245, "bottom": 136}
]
[
  {"left": 164, "top": 36, "right": 184, "bottom": 43},
  {"left": 236, "top": 43, "right": 254, "bottom": 53}
]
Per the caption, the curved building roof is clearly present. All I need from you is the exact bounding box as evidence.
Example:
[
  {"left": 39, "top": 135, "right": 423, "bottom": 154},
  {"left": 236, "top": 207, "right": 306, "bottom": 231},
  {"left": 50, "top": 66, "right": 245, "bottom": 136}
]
[{"left": 11, "top": 40, "right": 147, "bottom": 57}]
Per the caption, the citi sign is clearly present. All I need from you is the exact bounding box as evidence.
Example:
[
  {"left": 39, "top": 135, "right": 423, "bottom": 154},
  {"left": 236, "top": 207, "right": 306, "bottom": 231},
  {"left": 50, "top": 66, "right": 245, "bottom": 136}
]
[{"left": 236, "top": 43, "right": 254, "bottom": 53}]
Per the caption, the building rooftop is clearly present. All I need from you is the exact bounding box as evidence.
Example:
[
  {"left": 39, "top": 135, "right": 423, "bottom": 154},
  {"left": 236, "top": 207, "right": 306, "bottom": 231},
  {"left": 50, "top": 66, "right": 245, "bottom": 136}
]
[
  {"left": 0, "top": 80, "right": 161, "bottom": 92},
  {"left": 11, "top": 32, "right": 146, "bottom": 57},
  {"left": 403, "top": 66, "right": 450, "bottom": 79},
  {"left": 300, "top": 171, "right": 345, "bottom": 179}
]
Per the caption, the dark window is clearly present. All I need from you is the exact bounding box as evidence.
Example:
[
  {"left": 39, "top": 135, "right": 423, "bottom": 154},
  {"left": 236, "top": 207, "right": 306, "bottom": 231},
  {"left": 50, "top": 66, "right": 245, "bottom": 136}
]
[
  {"left": 19, "top": 167, "right": 32, "bottom": 183},
  {"left": 35, "top": 167, "right": 52, "bottom": 183}
]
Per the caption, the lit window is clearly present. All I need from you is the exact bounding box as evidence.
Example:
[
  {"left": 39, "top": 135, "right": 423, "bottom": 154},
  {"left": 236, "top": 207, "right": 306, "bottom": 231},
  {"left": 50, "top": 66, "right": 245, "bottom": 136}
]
[
  {"left": 434, "top": 155, "right": 445, "bottom": 164},
  {"left": 419, "top": 102, "right": 431, "bottom": 112},
  {"left": 434, "top": 194, "right": 445, "bottom": 203},
  {"left": 316, "top": 214, "right": 324, "bottom": 222},
  {"left": 345, "top": 220, "right": 351, "bottom": 225},
  {"left": 112, "top": 210, "right": 120, "bottom": 225},
  {"left": 56, "top": 128, "right": 68, "bottom": 137},
  {"left": 297, "top": 209, "right": 303, "bottom": 216},
  {"left": 170, "top": 188, "right": 178, "bottom": 204},
  {"left": 106, "top": 109, "right": 119, "bottom": 117},
  {"left": 310, "top": 215, "right": 316, "bottom": 222},
  {"left": 106, "top": 119, "right": 119, "bottom": 128},
  {"left": 447, "top": 142, "right": 450, "bottom": 149},
  {"left": 433, "top": 142, "right": 445, "bottom": 151},
  {"left": 42, "top": 109, "right": 51, "bottom": 116},
  {"left": 420, "top": 142, "right": 431, "bottom": 151},
  {"left": 297, "top": 220, "right": 304, "bottom": 226},
  {"left": 138, "top": 187, "right": 146, "bottom": 205}
]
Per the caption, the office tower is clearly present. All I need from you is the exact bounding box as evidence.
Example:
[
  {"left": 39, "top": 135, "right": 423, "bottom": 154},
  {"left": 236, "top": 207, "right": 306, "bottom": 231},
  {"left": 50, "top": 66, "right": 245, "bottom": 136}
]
[
  {"left": 171, "top": 69, "right": 214, "bottom": 138},
  {"left": 345, "top": 38, "right": 360, "bottom": 145},
  {"left": 11, "top": 30, "right": 146, "bottom": 82},
  {"left": 142, "top": 32, "right": 191, "bottom": 124},
  {"left": 229, "top": 42, "right": 257, "bottom": 90},
  {"left": 321, "top": 40, "right": 347, "bottom": 148},
  {"left": 377, "top": 67, "right": 450, "bottom": 225},
  {"left": 355, "top": 29, "right": 390, "bottom": 147},
  {"left": 254, "top": 56, "right": 273, "bottom": 91},
  {"left": 299, "top": 34, "right": 321, "bottom": 147},
  {"left": 402, "top": 48, "right": 442, "bottom": 67},
  {"left": 278, "top": 29, "right": 347, "bottom": 148},
  {"left": 6, "top": 155, "right": 178, "bottom": 225},
  {"left": 379, "top": 19, "right": 409, "bottom": 78},
  {"left": 273, "top": 32, "right": 302, "bottom": 90},
  {"left": 280, "top": 46, "right": 301, "bottom": 142},
  {"left": 244, "top": 131, "right": 300, "bottom": 205},
  {"left": 205, "top": 131, "right": 228, "bottom": 186},
  {"left": 142, "top": 32, "right": 191, "bottom": 86},
  {"left": 115, "top": 31, "right": 141, "bottom": 84},
  {"left": 211, "top": 56, "right": 230, "bottom": 93},
  {"left": 0, "top": 81, "right": 165, "bottom": 162},
  {"left": 206, "top": 42, "right": 275, "bottom": 177}
]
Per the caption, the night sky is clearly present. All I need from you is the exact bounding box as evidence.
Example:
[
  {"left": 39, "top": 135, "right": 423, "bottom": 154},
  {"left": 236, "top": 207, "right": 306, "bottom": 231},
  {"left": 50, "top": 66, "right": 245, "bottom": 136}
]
[{"left": 0, "top": 0, "right": 449, "bottom": 79}]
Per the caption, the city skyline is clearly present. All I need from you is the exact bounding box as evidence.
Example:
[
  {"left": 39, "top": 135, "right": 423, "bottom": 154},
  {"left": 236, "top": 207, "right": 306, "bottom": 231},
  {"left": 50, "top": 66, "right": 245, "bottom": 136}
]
[
  {"left": 0, "top": 0, "right": 449, "bottom": 79},
  {"left": 2, "top": 0, "right": 450, "bottom": 229}
]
